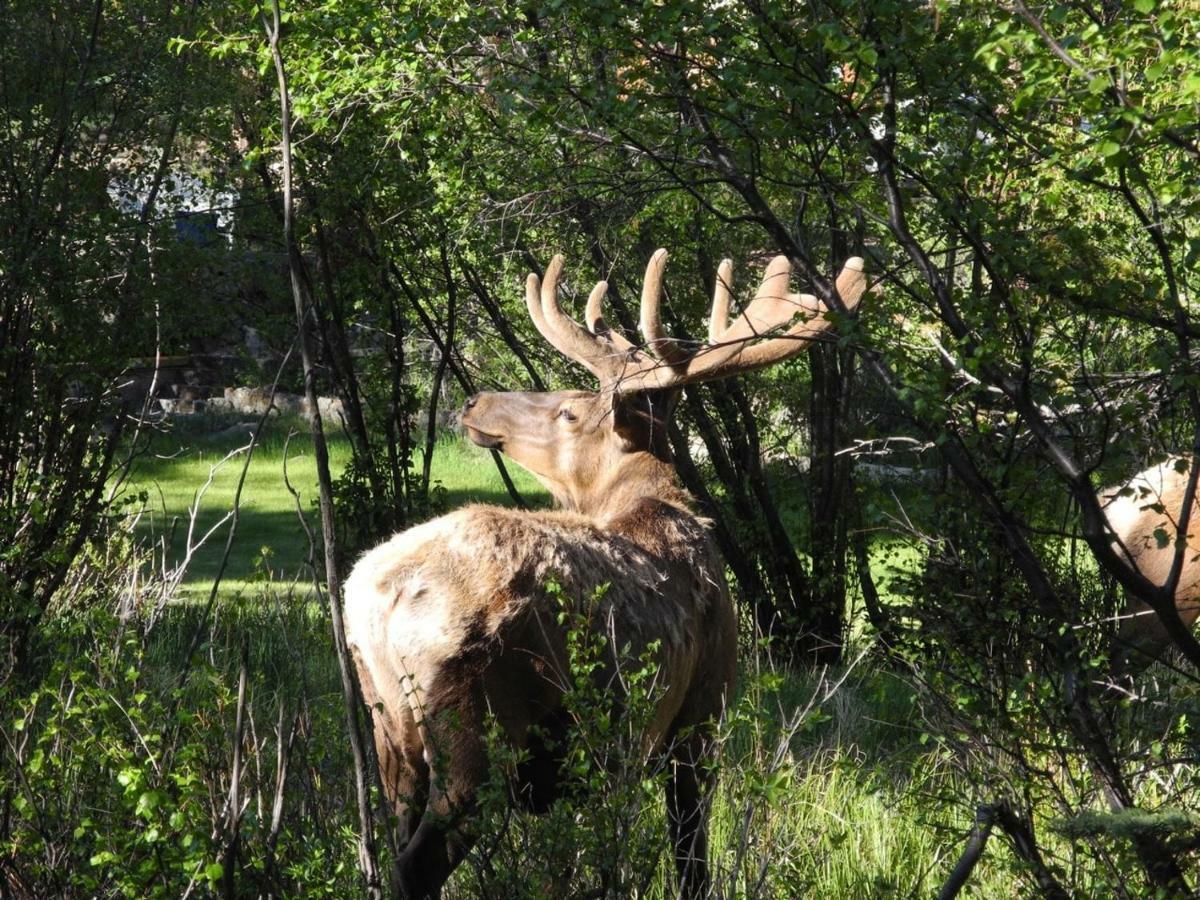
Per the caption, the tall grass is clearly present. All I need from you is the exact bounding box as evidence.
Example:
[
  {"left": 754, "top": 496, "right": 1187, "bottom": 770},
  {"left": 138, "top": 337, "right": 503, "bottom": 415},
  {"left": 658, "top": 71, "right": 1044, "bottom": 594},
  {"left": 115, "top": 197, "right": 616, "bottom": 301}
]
[{"left": 9, "top": 575, "right": 1033, "bottom": 897}]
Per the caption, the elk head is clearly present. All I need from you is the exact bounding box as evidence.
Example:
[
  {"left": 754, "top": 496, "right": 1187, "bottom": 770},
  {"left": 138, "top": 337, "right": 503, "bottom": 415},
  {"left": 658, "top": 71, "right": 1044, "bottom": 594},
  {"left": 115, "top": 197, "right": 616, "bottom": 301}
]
[{"left": 461, "top": 250, "right": 870, "bottom": 517}]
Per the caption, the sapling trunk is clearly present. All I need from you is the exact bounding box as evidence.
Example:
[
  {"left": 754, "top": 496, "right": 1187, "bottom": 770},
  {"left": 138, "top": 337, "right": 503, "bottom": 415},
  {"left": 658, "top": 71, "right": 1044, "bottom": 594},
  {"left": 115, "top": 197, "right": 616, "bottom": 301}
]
[{"left": 263, "top": 3, "right": 382, "bottom": 895}]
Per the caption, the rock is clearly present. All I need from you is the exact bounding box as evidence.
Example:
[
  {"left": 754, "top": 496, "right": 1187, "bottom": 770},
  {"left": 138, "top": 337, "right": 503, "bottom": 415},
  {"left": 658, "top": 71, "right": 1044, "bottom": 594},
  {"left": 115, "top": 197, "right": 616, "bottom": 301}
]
[
  {"left": 300, "top": 395, "right": 344, "bottom": 422},
  {"left": 161, "top": 398, "right": 196, "bottom": 414},
  {"left": 217, "top": 385, "right": 342, "bottom": 421},
  {"left": 222, "top": 386, "right": 276, "bottom": 415},
  {"left": 856, "top": 463, "right": 934, "bottom": 483}
]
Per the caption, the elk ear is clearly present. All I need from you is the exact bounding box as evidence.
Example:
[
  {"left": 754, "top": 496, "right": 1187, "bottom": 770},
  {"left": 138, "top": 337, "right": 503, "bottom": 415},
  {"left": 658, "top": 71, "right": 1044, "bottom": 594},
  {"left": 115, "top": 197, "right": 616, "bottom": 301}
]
[
  {"left": 610, "top": 390, "right": 679, "bottom": 454},
  {"left": 609, "top": 392, "right": 646, "bottom": 452}
]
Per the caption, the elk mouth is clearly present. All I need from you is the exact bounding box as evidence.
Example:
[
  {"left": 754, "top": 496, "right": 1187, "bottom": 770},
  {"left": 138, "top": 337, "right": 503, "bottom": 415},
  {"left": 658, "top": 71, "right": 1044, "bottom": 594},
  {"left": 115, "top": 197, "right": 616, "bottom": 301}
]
[{"left": 464, "top": 425, "right": 503, "bottom": 450}]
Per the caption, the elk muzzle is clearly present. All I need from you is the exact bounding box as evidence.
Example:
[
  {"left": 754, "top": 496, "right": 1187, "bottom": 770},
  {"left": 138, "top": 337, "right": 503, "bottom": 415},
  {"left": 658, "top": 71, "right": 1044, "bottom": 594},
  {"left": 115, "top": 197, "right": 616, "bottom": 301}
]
[
  {"left": 460, "top": 391, "right": 568, "bottom": 452},
  {"left": 461, "top": 393, "right": 504, "bottom": 449}
]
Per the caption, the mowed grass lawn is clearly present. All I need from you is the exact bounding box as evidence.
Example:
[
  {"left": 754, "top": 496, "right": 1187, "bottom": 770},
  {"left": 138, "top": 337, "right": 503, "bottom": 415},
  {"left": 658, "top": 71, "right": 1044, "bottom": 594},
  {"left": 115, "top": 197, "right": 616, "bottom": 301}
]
[{"left": 117, "top": 416, "right": 548, "bottom": 598}]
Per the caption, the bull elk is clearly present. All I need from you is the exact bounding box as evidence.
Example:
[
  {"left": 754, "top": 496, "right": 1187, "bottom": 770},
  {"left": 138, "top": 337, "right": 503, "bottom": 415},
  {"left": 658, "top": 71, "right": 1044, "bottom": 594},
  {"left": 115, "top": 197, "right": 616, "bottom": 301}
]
[
  {"left": 345, "top": 249, "right": 869, "bottom": 899},
  {"left": 1103, "top": 459, "right": 1200, "bottom": 672}
]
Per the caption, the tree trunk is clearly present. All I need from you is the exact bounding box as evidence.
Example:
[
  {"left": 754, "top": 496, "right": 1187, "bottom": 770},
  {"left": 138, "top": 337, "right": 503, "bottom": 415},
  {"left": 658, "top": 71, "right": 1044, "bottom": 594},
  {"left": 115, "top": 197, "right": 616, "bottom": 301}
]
[{"left": 804, "top": 341, "right": 855, "bottom": 664}]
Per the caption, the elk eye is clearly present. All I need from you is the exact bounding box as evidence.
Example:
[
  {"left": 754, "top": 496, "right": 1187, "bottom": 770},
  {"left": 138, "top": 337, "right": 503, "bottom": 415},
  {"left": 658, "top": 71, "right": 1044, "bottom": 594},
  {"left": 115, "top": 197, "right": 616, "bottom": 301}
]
[{"left": 558, "top": 408, "right": 578, "bottom": 423}]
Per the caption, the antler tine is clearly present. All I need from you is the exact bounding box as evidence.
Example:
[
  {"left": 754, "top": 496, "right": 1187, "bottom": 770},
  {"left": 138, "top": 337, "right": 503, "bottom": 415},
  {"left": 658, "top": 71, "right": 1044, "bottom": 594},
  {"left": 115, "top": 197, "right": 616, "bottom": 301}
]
[
  {"left": 539, "top": 253, "right": 566, "bottom": 323},
  {"left": 585, "top": 280, "right": 639, "bottom": 354},
  {"left": 637, "top": 254, "right": 798, "bottom": 383},
  {"left": 525, "top": 270, "right": 557, "bottom": 347},
  {"left": 835, "top": 256, "right": 867, "bottom": 307},
  {"left": 525, "top": 255, "right": 616, "bottom": 381},
  {"left": 708, "top": 259, "right": 733, "bottom": 343},
  {"left": 584, "top": 280, "right": 608, "bottom": 333},
  {"left": 717, "top": 255, "right": 795, "bottom": 345},
  {"left": 713, "top": 255, "right": 868, "bottom": 375},
  {"left": 527, "top": 250, "right": 870, "bottom": 394},
  {"left": 638, "top": 249, "right": 686, "bottom": 365}
]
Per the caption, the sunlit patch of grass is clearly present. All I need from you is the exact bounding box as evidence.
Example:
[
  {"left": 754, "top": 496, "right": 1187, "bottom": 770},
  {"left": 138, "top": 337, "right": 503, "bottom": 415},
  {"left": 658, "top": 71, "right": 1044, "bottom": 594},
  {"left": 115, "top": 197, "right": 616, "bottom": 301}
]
[
  {"left": 420, "top": 432, "right": 549, "bottom": 510},
  {"left": 116, "top": 417, "right": 548, "bottom": 599},
  {"left": 116, "top": 418, "right": 351, "bottom": 599}
]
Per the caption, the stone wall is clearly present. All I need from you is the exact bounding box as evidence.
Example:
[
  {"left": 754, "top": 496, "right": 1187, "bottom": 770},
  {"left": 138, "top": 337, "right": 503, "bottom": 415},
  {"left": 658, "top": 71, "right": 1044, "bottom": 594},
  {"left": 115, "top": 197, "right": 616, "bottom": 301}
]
[{"left": 167, "top": 385, "right": 344, "bottom": 422}]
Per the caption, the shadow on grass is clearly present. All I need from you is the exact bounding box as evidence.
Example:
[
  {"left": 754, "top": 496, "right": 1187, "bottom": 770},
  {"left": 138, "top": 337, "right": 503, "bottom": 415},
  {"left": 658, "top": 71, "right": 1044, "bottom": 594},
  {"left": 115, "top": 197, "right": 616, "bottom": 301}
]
[
  {"left": 736, "top": 661, "right": 924, "bottom": 773},
  {"left": 142, "top": 592, "right": 344, "bottom": 706},
  {"left": 136, "top": 507, "right": 319, "bottom": 589}
]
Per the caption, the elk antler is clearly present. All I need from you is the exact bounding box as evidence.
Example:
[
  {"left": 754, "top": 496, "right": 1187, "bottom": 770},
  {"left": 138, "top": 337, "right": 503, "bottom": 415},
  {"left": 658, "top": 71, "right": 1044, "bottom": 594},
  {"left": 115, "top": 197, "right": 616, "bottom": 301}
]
[{"left": 525, "top": 250, "right": 868, "bottom": 393}]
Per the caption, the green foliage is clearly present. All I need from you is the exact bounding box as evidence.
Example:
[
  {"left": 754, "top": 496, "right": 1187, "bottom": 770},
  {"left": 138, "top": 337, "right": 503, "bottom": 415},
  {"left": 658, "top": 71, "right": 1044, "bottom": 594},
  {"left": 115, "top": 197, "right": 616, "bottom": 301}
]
[
  {"left": 0, "top": 0, "right": 248, "bottom": 666},
  {"left": 0, "top": 511, "right": 1137, "bottom": 898},
  {"left": 1056, "top": 807, "right": 1200, "bottom": 845},
  {"left": 11, "top": 0, "right": 1200, "bottom": 893},
  {"left": 2, "top": 588, "right": 365, "bottom": 897},
  {"left": 5, "top": 616, "right": 223, "bottom": 896},
  {"left": 464, "top": 583, "right": 672, "bottom": 897},
  {"left": 452, "top": 586, "right": 1013, "bottom": 897}
]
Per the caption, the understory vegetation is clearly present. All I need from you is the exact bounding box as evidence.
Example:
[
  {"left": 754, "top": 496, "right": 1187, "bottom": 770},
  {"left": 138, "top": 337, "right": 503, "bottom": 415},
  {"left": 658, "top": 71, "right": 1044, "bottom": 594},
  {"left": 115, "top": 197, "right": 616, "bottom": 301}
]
[
  {"left": 4, "top": 421, "right": 1196, "bottom": 897},
  {"left": 0, "top": 523, "right": 1003, "bottom": 898},
  {"left": 6, "top": 0, "right": 1200, "bottom": 896}
]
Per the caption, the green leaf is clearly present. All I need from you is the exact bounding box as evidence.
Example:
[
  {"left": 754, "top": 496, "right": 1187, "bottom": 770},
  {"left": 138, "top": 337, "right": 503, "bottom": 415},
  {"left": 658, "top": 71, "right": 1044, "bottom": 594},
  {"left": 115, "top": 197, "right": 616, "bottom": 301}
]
[{"left": 135, "top": 789, "right": 164, "bottom": 819}]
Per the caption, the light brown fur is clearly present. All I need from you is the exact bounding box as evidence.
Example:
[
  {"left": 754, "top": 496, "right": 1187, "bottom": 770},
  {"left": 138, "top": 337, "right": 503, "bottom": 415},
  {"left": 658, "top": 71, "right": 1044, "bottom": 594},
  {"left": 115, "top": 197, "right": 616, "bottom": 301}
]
[
  {"left": 345, "top": 392, "right": 736, "bottom": 900},
  {"left": 1103, "top": 459, "right": 1200, "bottom": 668}
]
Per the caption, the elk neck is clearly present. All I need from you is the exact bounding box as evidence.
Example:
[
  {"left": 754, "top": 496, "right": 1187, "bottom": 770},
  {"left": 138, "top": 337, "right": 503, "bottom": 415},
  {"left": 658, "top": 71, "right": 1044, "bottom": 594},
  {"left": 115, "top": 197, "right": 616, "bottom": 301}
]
[{"left": 554, "top": 445, "right": 693, "bottom": 527}]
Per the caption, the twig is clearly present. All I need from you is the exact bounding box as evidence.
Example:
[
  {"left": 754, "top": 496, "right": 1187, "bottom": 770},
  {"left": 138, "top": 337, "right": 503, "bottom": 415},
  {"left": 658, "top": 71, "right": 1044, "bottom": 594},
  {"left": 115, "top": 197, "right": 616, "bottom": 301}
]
[
  {"left": 220, "top": 641, "right": 249, "bottom": 898},
  {"left": 171, "top": 341, "right": 294, "bottom": 677},
  {"left": 936, "top": 804, "right": 997, "bottom": 900},
  {"left": 264, "top": 702, "right": 300, "bottom": 891},
  {"left": 262, "top": 1, "right": 382, "bottom": 892}
]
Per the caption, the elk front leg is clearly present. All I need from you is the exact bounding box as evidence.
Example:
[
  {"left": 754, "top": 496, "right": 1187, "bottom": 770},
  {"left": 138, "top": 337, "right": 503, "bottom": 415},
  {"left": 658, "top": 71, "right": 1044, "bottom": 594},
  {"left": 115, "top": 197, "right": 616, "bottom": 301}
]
[
  {"left": 666, "top": 733, "right": 715, "bottom": 900},
  {"left": 393, "top": 817, "right": 461, "bottom": 900},
  {"left": 378, "top": 708, "right": 429, "bottom": 850}
]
